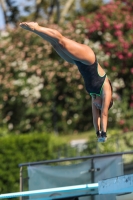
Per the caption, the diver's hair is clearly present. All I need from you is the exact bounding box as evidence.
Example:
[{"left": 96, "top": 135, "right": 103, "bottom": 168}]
[{"left": 108, "top": 79, "right": 113, "bottom": 109}]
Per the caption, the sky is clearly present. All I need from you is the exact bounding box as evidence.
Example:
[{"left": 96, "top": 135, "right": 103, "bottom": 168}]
[
  {"left": 0, "top": 0, "right": 35, "bottom": 30},
  {"left": 0, "top": 0, "right": 111, "bottom": 30},
  {"left": 0, "top": 5, "right": 5, "bottom": 30}
]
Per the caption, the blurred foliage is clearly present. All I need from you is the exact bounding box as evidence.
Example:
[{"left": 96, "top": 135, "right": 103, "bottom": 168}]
[
  {"left": 0, "top": 133, "right": 66, "bottom": 193},
  {"left": 80, "top": 0, "right": 103, "bottom": 14},
  {"left": 0, "top": 0, "right": 133, "bottom": 134},
  {"left": 0, "top": 23, "right": 92, "bottom": 133}
]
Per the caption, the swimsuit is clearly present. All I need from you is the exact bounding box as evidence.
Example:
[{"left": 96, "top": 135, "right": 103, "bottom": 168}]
[{"left": 74, "top": 58, "right": 107, "bottom": 96}]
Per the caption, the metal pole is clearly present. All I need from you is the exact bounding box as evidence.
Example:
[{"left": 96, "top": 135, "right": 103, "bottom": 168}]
[
  {"left": 19, "top": 166, "right": 23, "bottom": 200},
  {"left": 19, "top": 151, "right": 133, "bottom": 167},
  {"left": 91, "top": 159, "right": 94, "bottom": 200}
]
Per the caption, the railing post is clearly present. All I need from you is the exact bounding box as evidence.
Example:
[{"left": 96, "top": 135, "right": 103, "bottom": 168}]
[{"left": 20, "top": 166, "right": 23, "bottom": 200}]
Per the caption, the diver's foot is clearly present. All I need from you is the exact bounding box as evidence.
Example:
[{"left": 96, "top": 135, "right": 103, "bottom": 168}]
[
  {"left": 101, "top": 131, "right": 107, "bottom": 142},
  {"left": 97, "top": 131, "right": 107, "bottom": 142},
  {"left": 19, "top": 22, "right": 39, "bottom": 31}
]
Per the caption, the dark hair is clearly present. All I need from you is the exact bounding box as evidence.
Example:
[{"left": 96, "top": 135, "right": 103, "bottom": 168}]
[{"left": 108, "top": 79, "right": 113, "bottom": 109}]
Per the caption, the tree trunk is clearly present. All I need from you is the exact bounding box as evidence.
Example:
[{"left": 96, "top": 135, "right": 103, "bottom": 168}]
[
  {"left": 60, "top": 0, "right": 74, "bottom": 23},
  {"left": 0, "top": 0, "right": 8, "bottom": 25}
]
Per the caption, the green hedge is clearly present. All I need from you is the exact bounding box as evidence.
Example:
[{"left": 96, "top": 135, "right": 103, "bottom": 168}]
[{"left": 0, "top": 133, "right": 65, "bottom": 193}]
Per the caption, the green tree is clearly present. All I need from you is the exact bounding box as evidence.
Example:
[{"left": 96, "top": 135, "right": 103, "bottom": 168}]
[{"left": 0, "top": 0, "right": 104, "bottom": 28}]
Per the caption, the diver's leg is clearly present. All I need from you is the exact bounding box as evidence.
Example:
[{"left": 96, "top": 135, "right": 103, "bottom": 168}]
[{"left": 20, "top": 22, "right": 95, "bottom": 65}]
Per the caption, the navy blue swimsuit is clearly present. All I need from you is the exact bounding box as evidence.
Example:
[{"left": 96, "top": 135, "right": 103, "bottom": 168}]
[{"left": 74, "top": 59, "right": 106, "bottom": 96}]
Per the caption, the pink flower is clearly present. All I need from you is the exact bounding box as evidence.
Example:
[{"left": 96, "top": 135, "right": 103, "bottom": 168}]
[
  {"left": 80, "top": 16, "right": 85, "bottom": 21},
  {"left": 130, "top": 103, "right": 133, "bottom": 108},
  {"left": 89, "top": 27, "right": 96, "bottom": 33},
  {"left": 119, "top": 120, "right": 125, "bottom": 125},
  {"left": 118, "top": 54, "right": 124, "bottom": 60},
  {"left": 125, "top": 21, "right": 133, "bottom": 29},
  {"left": 130, "top": 68, "right": 133, "bottom": 74},
  {"left": 103, "top": 21, "right": 110, "bottom": 28},
  {"left": 118, "top": 37, "right": 124, "bottom": 43},
  {"left": 104, "top": 61, "right": 109, "bottom": 67},
  {"left": 106, "top": 52, "right": 111, "bottom": 56},
  {"left": 95, "top": 21, "right": 101, "bottom": 27},
  {"left": 122, "top": 42, "right": 129, "bottom": 49},
  {"left": 114, "top": 23, "right": 123, "bottom": 30},
  {"left": 114, "top": 30, "right": 122, "bottom": 37},
  {"left": 123, "top": 127, "right": 129, "bottom": 133},
  {"left": 105, "top": 42, "right": 116, "bottom": 48},
  {"left": 127, "top": 52, "right": 132, "bottom": 58},
  {"left": 112, "top": 66, "right": 117, "bottom": 71}
]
